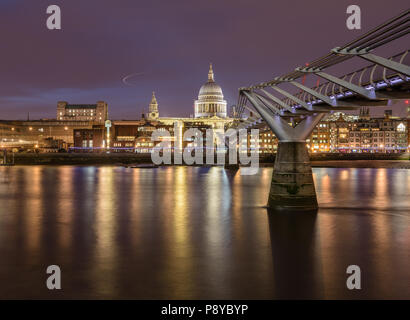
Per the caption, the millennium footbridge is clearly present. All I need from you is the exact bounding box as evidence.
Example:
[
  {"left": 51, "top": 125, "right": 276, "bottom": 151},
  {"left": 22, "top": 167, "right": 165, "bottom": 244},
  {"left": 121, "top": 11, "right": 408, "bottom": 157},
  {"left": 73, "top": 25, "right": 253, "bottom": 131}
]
[{"left": 231, "top": 9, "right": 410, "bottom": 210}]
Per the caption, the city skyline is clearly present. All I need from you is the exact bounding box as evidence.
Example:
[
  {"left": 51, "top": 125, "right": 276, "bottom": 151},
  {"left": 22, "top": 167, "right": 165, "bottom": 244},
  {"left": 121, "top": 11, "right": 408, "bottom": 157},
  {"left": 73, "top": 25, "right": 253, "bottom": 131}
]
[{"left": 0, "top": 0, "right": 409, "bottom": 120}]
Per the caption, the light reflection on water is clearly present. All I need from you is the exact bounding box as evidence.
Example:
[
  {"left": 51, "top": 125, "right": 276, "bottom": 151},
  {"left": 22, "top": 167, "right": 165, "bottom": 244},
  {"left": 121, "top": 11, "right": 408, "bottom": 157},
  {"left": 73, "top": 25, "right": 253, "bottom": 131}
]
[{"left": 0, "top": 166, "right": 408, "bottom": 299}]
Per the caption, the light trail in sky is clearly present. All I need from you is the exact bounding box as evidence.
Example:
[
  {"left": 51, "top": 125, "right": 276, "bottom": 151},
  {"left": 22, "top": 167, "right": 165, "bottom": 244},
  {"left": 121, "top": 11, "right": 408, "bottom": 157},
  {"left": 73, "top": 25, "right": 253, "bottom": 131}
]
[{"left": 121, "top": 72, "right": 144, "bottom": 86}]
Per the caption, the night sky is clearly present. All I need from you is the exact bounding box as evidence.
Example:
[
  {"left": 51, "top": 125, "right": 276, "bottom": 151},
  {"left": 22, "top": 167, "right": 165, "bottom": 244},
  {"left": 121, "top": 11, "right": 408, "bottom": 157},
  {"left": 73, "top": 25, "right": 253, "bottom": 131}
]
[{"left": 0, "top": 0, "right": 408, "bottom": 120}]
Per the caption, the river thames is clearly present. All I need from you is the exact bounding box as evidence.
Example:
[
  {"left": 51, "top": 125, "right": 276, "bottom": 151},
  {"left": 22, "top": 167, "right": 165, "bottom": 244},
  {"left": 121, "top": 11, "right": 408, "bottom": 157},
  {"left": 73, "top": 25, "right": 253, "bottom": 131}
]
[{"left": 0, "top": 166, "right": 409, "bottom": 299}]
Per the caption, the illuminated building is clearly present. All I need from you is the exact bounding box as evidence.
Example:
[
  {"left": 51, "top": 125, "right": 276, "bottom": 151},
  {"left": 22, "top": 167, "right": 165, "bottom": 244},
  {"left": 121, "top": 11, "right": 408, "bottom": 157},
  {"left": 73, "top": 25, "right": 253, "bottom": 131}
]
[
  {"left": 140, "top": 65, "right": 233, "bottom": 149},
  {"left": 347, "top": 109, "right": 407, "bottom": 152},
  {"left": 326, "top": 113, "right": 358, "bottom": 152},
  {"left": 147, "top": 92, "right": 159, "bottom": 120},
  {"left": 72, "top": 120, "right": 176, "bottom": 153},
  {"left": 0, "top": 120, "right": 94, "bottom": 151},
  {"left": 244, "top": 110, "right": 408, "bottom": 155},
  {"left": 154, "top": 64, "right": 232, "bottom": 128},
  {"left": 245, "top": 123, "right": 278, "bottom": 154},
  {"left": 57, "top": 101, "right": 108, "bottom": 123},
  {"left": 73, "top": 128, "right": 104, "bottom": 150},
  {"left": 308, "top": 123, "right": 330, "bottom": 153},
  {"left": 194, "top": 63, "right": 227, "bottom": 118}
]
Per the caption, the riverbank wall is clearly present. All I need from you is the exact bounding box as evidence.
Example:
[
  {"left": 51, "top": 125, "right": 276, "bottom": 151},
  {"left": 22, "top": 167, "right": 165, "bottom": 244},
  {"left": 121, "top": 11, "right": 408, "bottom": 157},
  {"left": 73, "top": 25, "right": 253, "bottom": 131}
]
[{"left": 8, "top": 152, "right": 410, "bottom": 167}]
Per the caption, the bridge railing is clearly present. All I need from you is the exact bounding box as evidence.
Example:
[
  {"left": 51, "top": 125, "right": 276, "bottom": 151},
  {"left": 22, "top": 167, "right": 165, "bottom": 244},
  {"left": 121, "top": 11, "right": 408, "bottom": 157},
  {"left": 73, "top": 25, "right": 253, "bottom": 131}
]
[{"left": 297, "top": 51, "right": 410, "bottom": 106}]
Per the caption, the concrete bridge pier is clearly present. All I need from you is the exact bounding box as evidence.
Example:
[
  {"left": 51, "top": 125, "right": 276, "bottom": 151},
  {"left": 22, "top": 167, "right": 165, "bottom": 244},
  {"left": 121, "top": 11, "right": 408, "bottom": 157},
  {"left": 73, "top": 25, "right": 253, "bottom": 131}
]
[
  {"left": 268, "top": 141, "right": 317, "bottom": 210},
  {"left": 242, "top": 90, "right": 325, "bottom": 211}
]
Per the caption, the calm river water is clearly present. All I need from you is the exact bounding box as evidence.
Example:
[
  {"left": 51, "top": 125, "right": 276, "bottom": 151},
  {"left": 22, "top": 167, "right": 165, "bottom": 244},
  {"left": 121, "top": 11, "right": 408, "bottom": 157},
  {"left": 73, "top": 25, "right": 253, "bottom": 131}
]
[{"left": 0, "top": 166, "right": 409, "bottom": 299}]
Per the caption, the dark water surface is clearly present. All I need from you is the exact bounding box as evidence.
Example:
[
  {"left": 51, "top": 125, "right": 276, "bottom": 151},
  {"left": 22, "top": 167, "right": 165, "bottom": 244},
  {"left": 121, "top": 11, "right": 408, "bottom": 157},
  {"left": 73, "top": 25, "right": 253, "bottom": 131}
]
[{"left": 0, "top": 166, "right": 409, "bottom": 299}]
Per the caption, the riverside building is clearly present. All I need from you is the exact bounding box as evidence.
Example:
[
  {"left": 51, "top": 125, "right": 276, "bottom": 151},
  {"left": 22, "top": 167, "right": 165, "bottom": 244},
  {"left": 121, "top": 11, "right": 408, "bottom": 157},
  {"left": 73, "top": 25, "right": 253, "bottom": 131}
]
[{"left": 57, "top": 101, "right": 108, "bottom": 123}]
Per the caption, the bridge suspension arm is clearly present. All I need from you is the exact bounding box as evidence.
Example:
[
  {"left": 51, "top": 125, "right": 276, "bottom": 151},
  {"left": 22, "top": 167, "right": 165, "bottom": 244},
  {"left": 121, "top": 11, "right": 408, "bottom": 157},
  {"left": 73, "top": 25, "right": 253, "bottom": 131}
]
[
  {"left": 296, "top": 67, "right": 392, "bottom": 100},
  {"left": 332, "top": 46, "right": 410, "bottom": 77},
  {"left": 259, "top": 89, "right": 296, "bottom": 114},
  {"left": 254, "top": 94, "right": 284, "bottom": 115},
  {"left": 242, "top": 91, "right": 297, "bottom": 140},
  {"left": 289, "top": 81, "right": 357, "bottom": 109}
]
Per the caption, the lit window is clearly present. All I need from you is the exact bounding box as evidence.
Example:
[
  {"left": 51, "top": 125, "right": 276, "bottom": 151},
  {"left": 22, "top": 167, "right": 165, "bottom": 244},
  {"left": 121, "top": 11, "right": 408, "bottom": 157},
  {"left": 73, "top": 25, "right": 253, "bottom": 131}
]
[{"left": 397, "top": 123, "right": 406, "bottom": 132}]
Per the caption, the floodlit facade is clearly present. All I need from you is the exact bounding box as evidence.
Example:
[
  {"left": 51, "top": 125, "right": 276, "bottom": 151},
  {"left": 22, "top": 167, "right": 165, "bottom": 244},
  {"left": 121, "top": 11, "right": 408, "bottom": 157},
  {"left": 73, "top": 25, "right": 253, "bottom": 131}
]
[
  {"left": 194, "top": 64, "right": 227, "bottom": 118},
  {"left": 0, "top": 120, "right": 94, "bottom": 151},
  {"left": 57, "top": 101, "right": 108, "bottom": 123}
]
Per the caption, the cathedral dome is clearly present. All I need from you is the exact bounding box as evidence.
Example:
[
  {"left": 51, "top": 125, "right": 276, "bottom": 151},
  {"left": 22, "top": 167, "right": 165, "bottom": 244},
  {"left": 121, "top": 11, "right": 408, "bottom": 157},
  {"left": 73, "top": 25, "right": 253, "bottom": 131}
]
[
  {"left": 199, "top": 83, "right": 223, "bottom": 98},
  {"left": 194, "top": 64, "right": 227, "bottom": 118},
  {"left": 198, "top": 64, "right": 224, "bottom": 98},
  {"left": 198, "top": 82, "right": 224, "bottom": 97}
]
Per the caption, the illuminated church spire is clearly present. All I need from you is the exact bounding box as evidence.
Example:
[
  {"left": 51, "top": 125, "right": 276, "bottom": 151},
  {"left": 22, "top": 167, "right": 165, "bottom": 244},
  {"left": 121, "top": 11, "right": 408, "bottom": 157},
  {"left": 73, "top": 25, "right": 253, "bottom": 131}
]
[
  {"left": 149, "top": 91, "right": 158, "bottom": 112},
  {"left": 147, "top": 91, "right": 159, "bottom": 120},
  {"left": 208, "top": 63, "right": 214, "bottom": 82}
]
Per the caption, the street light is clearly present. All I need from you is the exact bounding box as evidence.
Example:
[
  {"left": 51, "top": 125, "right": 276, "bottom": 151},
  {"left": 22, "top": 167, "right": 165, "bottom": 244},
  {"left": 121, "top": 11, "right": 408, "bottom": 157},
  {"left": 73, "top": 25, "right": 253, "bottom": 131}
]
[{"left": 105, "top": 120, "right": 112, "bottom": 151}]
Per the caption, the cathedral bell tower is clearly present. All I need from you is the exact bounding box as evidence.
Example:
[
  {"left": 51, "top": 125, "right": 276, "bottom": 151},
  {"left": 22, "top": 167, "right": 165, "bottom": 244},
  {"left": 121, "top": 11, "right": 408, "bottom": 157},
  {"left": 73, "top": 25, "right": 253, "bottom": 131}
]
[{"left": 147, "top": 91, "right": 159, "bottom": 120}]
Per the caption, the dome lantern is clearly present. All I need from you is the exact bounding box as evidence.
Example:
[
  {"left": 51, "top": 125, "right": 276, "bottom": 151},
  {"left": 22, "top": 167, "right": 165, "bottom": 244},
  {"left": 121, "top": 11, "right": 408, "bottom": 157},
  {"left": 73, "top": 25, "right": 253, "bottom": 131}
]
[{"left": 208, "top": 63, "right": 214, "bottom": 82}]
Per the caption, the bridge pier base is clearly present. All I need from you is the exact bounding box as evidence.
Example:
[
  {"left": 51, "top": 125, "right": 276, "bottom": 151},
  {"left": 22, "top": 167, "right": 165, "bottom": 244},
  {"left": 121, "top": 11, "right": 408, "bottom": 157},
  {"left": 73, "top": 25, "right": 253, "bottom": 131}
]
[{"left": 268, "top": 141, "right": 318, "bottom": 211}]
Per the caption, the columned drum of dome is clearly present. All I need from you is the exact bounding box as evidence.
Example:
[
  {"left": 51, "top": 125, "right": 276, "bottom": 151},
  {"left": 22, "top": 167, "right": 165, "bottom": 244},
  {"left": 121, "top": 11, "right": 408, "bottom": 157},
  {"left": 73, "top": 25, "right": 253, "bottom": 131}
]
[{"left": 194, "top": 64, "right": 227, "bottom": 118}]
